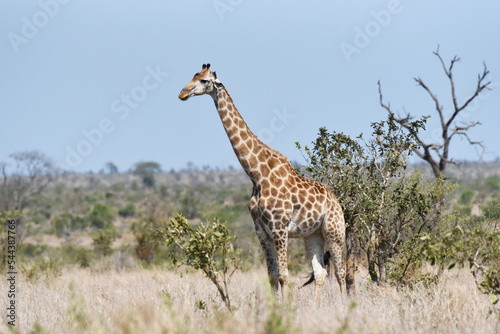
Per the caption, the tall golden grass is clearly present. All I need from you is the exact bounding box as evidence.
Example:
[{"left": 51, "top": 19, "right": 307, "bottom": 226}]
[{"left": 1, "top": 266, "right": 498, "bottom": 333}]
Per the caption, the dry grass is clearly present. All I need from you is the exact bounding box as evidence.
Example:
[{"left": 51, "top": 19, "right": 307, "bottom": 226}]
[{"left": 1, "top": 266, "right": 498, "bottom": 334}]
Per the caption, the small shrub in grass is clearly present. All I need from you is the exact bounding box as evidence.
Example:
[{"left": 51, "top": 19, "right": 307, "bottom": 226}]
[
  {"left": 483, "top": 197, "right": 500, "bottom": 221},
  {"left": 51, "top": 212, "right": 87, "bottom": 237},
  {"left": 131, "top": 215, "right": 163, "bottom": 264},
  {"left": 118, "top": 204, "right": 136, "bottom": 218},
  {"left": 159, "top": 213, "right": 240, "bottom": 309},
  {"left": 135, "top": 232, "right": 156, "bottom": 264},
  {"left": 92, "top": 230, "right": 116, "bottom": 257},
  {"left": 88, "top": 203, "right": 114, "bottom": 229},
  {"left": 485, "top": 177, "right": 500, "bottom": 191},
  {"left": 20, "top": 258, "right": 62, "bottom": 282},
  {"left": 110, "top": 182, "right": 125, "bottom": 192},
  {"left": 420, "top": 214, "right": 500, "bottom": 303},
  {"left": 18, "top": 244, "right": 48, "bottom": 258},
  {"left": 460, "top": 189, "right": 475, "bottom": 206},
  {"left": 65, "top": 246, "right": 93, "bottom": 268},
  {"left": 20, "top": 264, "right": 41, "bottom": 282}
]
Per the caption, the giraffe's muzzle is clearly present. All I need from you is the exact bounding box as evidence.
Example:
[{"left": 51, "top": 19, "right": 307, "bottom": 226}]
[{"left": 178, "top": 89, "right": 190, "bottom": 101}]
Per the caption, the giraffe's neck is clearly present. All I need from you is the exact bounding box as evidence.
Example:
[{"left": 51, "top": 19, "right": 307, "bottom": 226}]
[{"left": 210, "top": 85, "right": 272, "bottom": 182}]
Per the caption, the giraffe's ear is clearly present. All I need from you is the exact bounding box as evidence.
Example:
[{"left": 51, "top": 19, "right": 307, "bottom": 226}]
[{"left": 213, "top": 71, "right": 217, "bottom": 79}]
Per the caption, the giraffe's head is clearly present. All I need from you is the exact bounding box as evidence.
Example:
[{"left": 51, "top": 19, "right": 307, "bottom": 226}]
[{"left": 178, "top": 64, "right": 221, "bottom": 101}]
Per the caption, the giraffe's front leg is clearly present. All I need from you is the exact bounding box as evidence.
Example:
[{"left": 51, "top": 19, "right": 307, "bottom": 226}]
[
  {"left": 253, "top": 219, "right": 280, "bottom": 294},
  {"left": 272, "top": 223, "right": 289, "bottom": 300}
]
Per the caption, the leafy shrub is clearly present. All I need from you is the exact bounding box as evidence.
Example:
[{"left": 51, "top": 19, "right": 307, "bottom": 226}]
[
  {"left": 88, "top": 204, "right": 114, "bottom": 229},
  {"left": 179, "top": 190, "right": 201, "bottom": 218},
  {"left": 483, "top": 197, "right": 500, "bottom": 221},
  {"left": 19, "top": 244, "right": 48, "bottom": 258},
  {"left": 118, "top": 204, "right": 136, "bottom": 218},
  {"left": 297, "top": 113, "right": 446, "bottom": 284},
  {"left": 420, "top": 211, "right": 500, "bottom": 302},
  {"left": 459, "top": 189, "right": 475, "bottom": 206},
  {"left": 51, "top": 212, "right": 87, "bottom": 236},
  {"left": 135, "top": 232, "right": 156, "bottom": 264},
  {"left": 20, "top": 258, "right": 62, "bottom": 282},
  {"left": 159, "top": 214, "right": 240, "bottom": 309},
  {"left": 485, "top": 177, "right": 500, "bottom": 191},
  {"left": 111, "top": 183, "right": 125, "bottom": 191},
  {"left": 130, "top": 213, "right": 164, "bottom": 265},
  {"left": 92, "top": 231, "right": 115, "bottom": 257}
]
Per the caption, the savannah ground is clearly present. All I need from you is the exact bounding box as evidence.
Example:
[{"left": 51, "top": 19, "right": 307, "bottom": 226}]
[{"left": 1, "top": 263, "right": 498, "bottom": 334}]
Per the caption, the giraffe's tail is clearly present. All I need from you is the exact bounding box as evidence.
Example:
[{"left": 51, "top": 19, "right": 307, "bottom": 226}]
[{"left": 300, "top": 251, "right": 331, "bottom": 288}]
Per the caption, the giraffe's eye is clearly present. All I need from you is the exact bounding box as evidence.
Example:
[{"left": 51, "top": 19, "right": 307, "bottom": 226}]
[{"left": 200, "top": 79, "right": 209, "bottom": 84}]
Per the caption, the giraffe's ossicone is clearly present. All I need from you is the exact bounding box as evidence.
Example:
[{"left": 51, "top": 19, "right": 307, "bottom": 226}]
[{"left": 179, "top": 64, "right": 346, "bottom": 299}]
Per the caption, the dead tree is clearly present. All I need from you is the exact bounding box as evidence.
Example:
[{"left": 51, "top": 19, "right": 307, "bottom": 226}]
[
  {"left": 378, "top": 47, "right": 491, "bottom": 178},
  {"left": 0, "top": 151, "right": 59, "bottom": 266},
  {"left": 0, "top": 151, "right": 58, "bottom": 211}
]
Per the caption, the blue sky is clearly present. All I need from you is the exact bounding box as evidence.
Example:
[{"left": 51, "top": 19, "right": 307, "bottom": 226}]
[{"left": 1, "top": 1, "right": 499, "bottom": 173}]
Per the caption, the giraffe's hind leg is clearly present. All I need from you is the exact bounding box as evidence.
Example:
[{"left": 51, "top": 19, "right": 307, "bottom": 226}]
[
  {"left": 323, "top": 216, "right": 347, "bottom": 296},
  {"left": 305, "top": 231, "right": 328, "bottom": 299},
  {"left": 328, "top": 239, "right": 346, "bottom": 296}
]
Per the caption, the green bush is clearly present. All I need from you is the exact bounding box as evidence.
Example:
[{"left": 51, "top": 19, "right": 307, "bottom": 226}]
[
  {"left": 19, "top": 258, "right": 62, "bottom": 282},
  {"left": 419, "top": 211, "right": 500, "bottom": 302},
  {"left": 459, "top": 189, "right": 475, "bottom": 206},
  {"left": 88, "top": 204, "right": 114, "bottom": 229},
  {"left": 485, "top": 177, "right": 500, "bottom": 191},
  {"left": 130, "top": 214, "right": 164, "bottom": 265},
  {"left": 118, "top": 204, "right": 136, "bottom": 218},
  {"left": 483, "top": 197, "right": 500, "bottom": 221},
  {"left": 18, "top": 244, "right": 48, "bottom": 258},
  {"left": 296, "top": 113, "right": 446, "bottom": 284},
  {"left": 111, "top": 183, "right": 125, "bottom": 191},
  {"left": 18, "top": 244, "right": 94, "bottom": 269},
  {"left": 51, "top": 212, "right": 87, "bottom": 236},
  {"left": 92, "top": 231, "right": 115, "bottom": 257},
  {"left": 179, "top": 190, "right": 201, "bottom": 218},
  {"left": 159, "top": 214, "right": 240, "bottom": 309}
]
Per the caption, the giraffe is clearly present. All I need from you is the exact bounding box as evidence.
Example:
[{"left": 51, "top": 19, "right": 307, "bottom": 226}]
[{"left": 178, "top": 64, "right": 346, "bottom": 299}]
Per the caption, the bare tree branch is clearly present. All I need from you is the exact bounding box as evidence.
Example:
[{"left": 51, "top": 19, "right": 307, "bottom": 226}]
[
  {"left": 414, "top": 77, "right": 446, "bottom": 130},
  {"left": 379, "top": 49, "right": 490, "bottom": 178},
  {"left": 378, "top": 81, "right": 440, "bottom": 175},
  {"left": 454, "top": 62, "right": 491, "bottom": 115}
]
